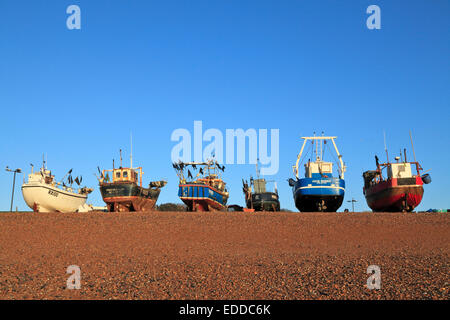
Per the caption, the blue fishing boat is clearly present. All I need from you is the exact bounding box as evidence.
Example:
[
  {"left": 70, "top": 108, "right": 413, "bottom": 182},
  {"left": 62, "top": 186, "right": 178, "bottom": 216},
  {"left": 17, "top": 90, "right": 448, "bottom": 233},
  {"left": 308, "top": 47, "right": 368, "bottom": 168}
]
[
  {"left": 173, "top": 160, "right": 229, "bottom": 211},
  {"left": 288, "top": 134, "right": 346, "bottom": 212}
]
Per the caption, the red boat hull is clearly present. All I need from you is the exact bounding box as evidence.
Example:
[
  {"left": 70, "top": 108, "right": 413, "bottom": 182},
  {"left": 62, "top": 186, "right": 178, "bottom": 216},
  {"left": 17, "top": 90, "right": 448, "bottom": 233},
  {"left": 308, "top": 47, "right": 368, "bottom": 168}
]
[{"left": 364, "top": 177, "right": 424, "bottom": 212}]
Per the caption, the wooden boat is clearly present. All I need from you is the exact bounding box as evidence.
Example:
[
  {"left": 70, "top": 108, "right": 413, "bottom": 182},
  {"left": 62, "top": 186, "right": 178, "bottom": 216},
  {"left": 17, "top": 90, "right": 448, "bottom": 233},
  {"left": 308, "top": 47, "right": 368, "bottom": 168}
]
[
  {"left": 173, "top": 160, "right": 229, "bottom": 211},
  {"left": 99, "top": 149, "right": 166, "bottom": 212}
]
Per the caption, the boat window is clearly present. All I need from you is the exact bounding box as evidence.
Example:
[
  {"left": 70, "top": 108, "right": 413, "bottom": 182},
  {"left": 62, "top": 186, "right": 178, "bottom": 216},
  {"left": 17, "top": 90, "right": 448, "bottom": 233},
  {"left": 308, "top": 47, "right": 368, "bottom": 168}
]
[
  {"left": 123, "top": 171, "right": 128, "bottom": 178},
  {"left": 116, "top": 172, "right": 121, "bottom": 178}
]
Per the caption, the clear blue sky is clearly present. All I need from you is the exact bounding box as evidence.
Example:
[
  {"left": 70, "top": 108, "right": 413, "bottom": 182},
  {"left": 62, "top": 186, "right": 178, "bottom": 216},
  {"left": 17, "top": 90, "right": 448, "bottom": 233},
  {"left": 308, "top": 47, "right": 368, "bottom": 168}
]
[{"left": 1, "top": 0, "right": 449, "bottom": 211}]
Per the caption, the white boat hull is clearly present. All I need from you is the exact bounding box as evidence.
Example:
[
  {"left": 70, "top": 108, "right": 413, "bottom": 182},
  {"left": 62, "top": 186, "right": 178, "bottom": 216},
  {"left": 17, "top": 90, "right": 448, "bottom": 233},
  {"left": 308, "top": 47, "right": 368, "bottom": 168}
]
[{"left": 22, "top": 184, "right": 88, "bottom": 213}]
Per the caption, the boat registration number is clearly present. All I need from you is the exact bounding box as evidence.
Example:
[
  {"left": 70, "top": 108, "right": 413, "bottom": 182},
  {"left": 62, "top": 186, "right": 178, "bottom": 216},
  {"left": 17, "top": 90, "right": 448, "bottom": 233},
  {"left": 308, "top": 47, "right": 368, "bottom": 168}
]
[
  {"left": 48, "top": 190, "right": 59, "bottom": 197},
  {"left": 312, "top": 179, "right": 331, "bottom": 185}
]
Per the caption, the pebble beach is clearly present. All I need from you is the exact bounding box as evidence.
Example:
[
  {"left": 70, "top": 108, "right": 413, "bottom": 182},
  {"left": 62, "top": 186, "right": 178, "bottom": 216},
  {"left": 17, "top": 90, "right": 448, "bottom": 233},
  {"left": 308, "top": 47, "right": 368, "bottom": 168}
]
[{"left": 0, "top": 211, "right": 448, "bottom": 300}]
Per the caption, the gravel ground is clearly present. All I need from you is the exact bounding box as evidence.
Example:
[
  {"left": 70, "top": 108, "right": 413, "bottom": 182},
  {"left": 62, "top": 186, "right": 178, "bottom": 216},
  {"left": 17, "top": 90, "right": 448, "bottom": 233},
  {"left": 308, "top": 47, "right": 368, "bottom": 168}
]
[{"left": 0, "top": 211, "right": 448, "bottom": 300}]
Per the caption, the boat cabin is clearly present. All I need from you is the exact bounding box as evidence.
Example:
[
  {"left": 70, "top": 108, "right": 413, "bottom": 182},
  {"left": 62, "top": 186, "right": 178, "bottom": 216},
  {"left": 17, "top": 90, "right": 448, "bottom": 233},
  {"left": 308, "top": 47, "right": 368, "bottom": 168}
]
[
  {"left": 246, "top": 177, "right": 278, "bottom": 195},
  {"left": 27, "top": 168, "right": 54, "bottom": 185},
  {"left": 102, "top": 167, "right": 143, "bottom": 187},
  {"left": 197, "top": 176, "right": 226, "bottom": 192},
  {"left": 113, "top": 168, "right": 139, "bottom": 182},
  {"left": 304, "top": 161, "right": 333, "bottom": 178},
  {"left": 253, "top": 178, "right": 266, "bottom": 193},
  {"left": 387, "top": 163, "right": 413, "bottom": 179}
]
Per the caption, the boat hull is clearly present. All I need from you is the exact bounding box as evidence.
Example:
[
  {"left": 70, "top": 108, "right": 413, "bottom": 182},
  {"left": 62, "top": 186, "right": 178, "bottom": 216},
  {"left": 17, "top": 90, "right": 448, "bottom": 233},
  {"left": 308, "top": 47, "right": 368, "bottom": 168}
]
[
  {"left": 292, "top": 177, "right": 345, "bottom": 212},
  {"left": 364, "top": 177, "right": 424, "bottom": 212},
  {"left": 100, "top": 182, "right": 161, "bottom": 212},
  {"left": 178, "top": 183, "right": 228, "bottom": 211},
  {"left": 22, "top": 184, "right": 88, "bottom": 213},
  {"left": 246, "top": 192, "right": 280, "bottom": 211}
]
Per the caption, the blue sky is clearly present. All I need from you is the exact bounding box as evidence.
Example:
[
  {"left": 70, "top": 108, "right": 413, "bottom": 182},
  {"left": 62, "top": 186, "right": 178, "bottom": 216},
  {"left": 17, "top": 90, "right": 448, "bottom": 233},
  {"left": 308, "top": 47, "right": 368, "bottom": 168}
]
[{"left": 0, "top": 0, "right": 449, "bottom": 212}]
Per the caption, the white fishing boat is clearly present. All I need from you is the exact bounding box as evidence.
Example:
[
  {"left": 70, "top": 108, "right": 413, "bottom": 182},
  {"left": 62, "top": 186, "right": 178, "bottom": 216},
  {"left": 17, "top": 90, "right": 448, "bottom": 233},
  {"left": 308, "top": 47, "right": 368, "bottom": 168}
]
[{"left": 21, "top": 160, "right": 93, "bottom": 213}]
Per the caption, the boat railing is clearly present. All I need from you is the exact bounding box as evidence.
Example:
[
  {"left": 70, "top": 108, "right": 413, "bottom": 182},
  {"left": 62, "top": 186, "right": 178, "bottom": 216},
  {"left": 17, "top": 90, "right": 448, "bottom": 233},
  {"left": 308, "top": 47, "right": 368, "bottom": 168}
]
[{"left": 45, "top": 179, "right": 90, "bottom": 194}]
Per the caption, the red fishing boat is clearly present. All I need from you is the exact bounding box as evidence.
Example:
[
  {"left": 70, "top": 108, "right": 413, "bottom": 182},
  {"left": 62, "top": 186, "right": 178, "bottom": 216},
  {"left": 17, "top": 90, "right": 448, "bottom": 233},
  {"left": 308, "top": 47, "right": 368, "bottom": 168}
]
[{"left": 363, "top": 133, "right": 431, "bottom": 212}]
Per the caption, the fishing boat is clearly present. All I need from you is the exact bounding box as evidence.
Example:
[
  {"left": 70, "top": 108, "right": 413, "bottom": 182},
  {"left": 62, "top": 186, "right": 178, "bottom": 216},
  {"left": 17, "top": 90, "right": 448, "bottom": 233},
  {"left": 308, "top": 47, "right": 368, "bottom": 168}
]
[
  {"left": 22, "top": 159, "right": 93, "bottom": 213},
  {"left": 173, "top": 159, "right": 229, "bottom": 211},
  {"left": 242, "top": 162, "right": 280, "bottom": 211},
  {"left": 363, "top": 133, "right": 431, "bottom": 212},
  {"left": 288, "top": 134, "right": 346, "bottom": 212},
  {"left": 99, "top": 149, "right": 166, "bottom": 212}
]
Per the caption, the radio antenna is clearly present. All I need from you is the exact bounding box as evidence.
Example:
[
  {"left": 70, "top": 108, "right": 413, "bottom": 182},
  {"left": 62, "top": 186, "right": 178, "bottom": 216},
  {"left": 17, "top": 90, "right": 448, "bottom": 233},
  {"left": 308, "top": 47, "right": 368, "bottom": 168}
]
[
  {"left": 409, "top": 130, "right": 417, "bottom": 163},
  {"left": 383, "top": 131, "right": 389, "bottom": 163},
  {"left": 255, "top": 158, "right": 260, "bottom": 178},
  {"left": 130, "top": 132, "right": 133, "bottom": 169}
]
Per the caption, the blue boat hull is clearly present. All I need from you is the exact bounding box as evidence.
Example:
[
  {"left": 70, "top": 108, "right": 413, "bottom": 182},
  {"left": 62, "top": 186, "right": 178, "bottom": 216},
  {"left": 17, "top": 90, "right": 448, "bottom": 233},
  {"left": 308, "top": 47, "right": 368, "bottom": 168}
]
[
  {"left": 178, "top": 183, "right": 228, "bottom": 211},
  {"left": 292, "top": 177, "right": 345, "bottom": 212}
]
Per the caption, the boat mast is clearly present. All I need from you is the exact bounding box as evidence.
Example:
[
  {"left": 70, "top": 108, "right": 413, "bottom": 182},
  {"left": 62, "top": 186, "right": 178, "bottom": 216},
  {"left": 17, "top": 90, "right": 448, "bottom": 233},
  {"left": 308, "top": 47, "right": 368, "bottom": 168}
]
[
  {"left": 409, "top": 130, "right": 421, "bottom": 175},
  {"left": 42, "top": 153, "right": 45, "bottom": 170},
  {"left": 409, "top": 130, "right": 417, "bottom": 163},
  {"left": 130, "top": 132, "right": 133, "bottom": 169},
  {"left": 384, "top": 131, "right": 390, "bottom": 163},
  {"left": 255, "top": 158, "right": 260, "bottom": 179}
]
